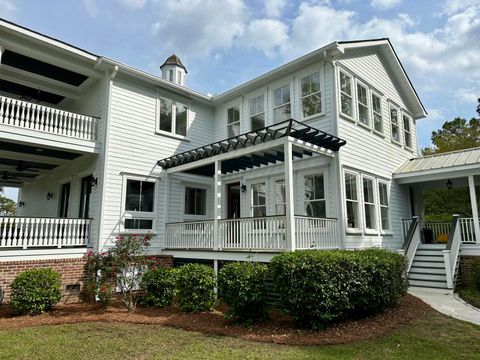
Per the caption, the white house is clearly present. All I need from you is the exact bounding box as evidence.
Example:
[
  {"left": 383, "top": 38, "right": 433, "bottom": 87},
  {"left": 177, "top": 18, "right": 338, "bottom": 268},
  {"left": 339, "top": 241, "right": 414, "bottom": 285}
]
[{"left": 1, "top": 19, "right": 479, "bottom": 295}]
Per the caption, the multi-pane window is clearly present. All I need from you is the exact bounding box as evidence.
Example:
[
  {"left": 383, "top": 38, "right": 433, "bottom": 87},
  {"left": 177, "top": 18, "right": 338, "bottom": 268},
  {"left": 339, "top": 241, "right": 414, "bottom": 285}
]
[
  {"left": 273, "top": 85, "right": 291, "bottom": 123},
  {"left": 168, "top": 70, "right": 173, "bottom": 82},
  {"left": 249, "top": 95, "right": 265, "bottom": 130},
  {"left": 124, "top": 219, "right": 153, "bottom": 230},
  {"left": 339, "top": 71, "right": 353, "bottom": 117},
  {"left": 363, "top": 177, "right": 376, "bottom": 230},
  {"left": 124, "top": 179, "right": 155, "bottom": 230},
  {"left": 390, "top": 105, "right": 400, "bottom": 142},
  {"left": 227, "top": 106, "right": 240, "bottom": 137},
  {"left": 403, "top": 114, "right": 412, "bottom": 148},
  {"left": 345, "top": 172, "right": 359, "bottom": 229},
  {"left": 378, "top": 182, "right": 390, "bottom": 231},
  {"left": 251, "top": 183, "right": 266, "bottom": 217},
  {"left": 304, "top": 174, "right": 326, "bottom": 217},
  {"left": 372, "top": 93, "right": 383, "bottom": 133},
  {"left": 357, "top": 83, "right": 369, "bottom": 126},
  {"left": 177, "top": 71, "right": 182, "bottom": 85},
  {"left": 159, "top": 98, "right": 188, "bottom": 136},
  {"left": 275, "top": 179, "right": 286, "bottom": 215},
  {"left": 301, "top": 72, "right": 321, "bottom": 118},
  {"left": 184, "top": 187, "right": 206, "bottom": 216}
]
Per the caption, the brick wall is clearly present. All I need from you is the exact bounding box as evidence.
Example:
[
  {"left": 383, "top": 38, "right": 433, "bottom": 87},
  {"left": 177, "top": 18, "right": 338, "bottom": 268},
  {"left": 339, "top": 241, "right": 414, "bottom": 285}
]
[{"left": 459, "top": 256, "right": 480, "bottom": 286}]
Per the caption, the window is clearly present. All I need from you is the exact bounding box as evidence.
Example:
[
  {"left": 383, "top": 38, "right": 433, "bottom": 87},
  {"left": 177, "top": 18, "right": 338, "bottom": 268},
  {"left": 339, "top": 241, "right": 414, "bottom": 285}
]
[
  {"left": 372, "top": 93, "right": 383, "bottom": 133},
  {"left": 356, "top": 83, "right": 369, "bottom": 126},
  {"left": 124, "top": 179, "right": 155, "bottom": 231},
  {"left": 301, "top": 72, "right": 322, "bottom": 118},
  {"left": 363, "top": 177, "right": 376, "bottom": 230},
  {"left": 159, "top": 97, "right": 188, "bottom": 136},
  {"left": 304, "top": 174, "right": 326, "bottom": 217},
  {"left": 344, "top": 172, "right": 359, "bottom": 229},
  {"left": 227, "top": 106, "right": 240, "bottom": 137},
  {"left": 390, "top": 105, "right": 400, "bottom": 143},
  {"left": 275, "top": 179, "right": 286, "bottom": 215},
  {"left": 403, "top": 114, "right": 412, "bottom": 148},
  {"left": 273, "top": 85, "right": 291, "bottom": 123},
  {"left": 249, "top": 95, "right": 265, "bottom": 130},
  {"left": 168, "top": 69, "right": 173, "bottom": 82},
  {"left": 184, "top": 187, "right": 206, "bottom": 216},
  {"left": 378, "top": 182, "right": 390, "bottom": 231},
  {"left": 339, "top": 71, "right": 353, "bottom": 117},
  {"left": 251, "top": 183, "right": 266, "bottom": 217},
  {"left": 177, "top": 70, "right": 182, "bottom": 85}
]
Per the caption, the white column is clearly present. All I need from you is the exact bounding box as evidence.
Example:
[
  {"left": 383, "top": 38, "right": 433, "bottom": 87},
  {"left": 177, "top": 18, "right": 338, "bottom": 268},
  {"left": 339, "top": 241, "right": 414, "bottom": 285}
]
[
  {"left": 284, "top": 141, "right": 296, "bottom": 251},
  {"left": 468, "top": 175, "right": 480, "bottom": 243},
  {"left": 213, "top": 160, "right": 221, "bottom": 250},
  {"left": 0, "top": 44, "right": 4, "bottom": 67}
]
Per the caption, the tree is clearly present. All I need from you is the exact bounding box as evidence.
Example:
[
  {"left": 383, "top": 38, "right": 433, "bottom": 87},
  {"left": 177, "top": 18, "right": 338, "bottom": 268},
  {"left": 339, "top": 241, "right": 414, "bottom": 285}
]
[{"left": 0, "top": 194, "right": 16, "bottom": 216}]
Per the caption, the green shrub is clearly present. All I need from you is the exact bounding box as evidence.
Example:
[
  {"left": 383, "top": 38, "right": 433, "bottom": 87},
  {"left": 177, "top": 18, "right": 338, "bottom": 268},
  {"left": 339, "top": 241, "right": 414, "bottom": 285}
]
[
  {"left": 140, "top": 267, "right": 177, "bottom": 308},
  {"left": 218, "top": 262, "right": 269, "bottom": 323},
  {"left": 176, "top": 263, "right": 216, "bottom": 312},
  {"left": 474, "top": 264, "right": 480, "bottom": 291},
  {"left": 10, "top": 268, "right": 62, "bottom": 315},
  {"left": 270, "top": 249, "right": 408, "bottom": 329}
]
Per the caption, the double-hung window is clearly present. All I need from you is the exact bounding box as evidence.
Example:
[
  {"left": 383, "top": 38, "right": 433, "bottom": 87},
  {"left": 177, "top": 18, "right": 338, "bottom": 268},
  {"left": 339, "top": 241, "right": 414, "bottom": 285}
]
[
  {"left": 403, "top": 114, "right": 412, "bottom": 149},
  {"left": 124, "top": 179, "right": 155, "bottom": 231},
  {"left": 275, "top": 179, "right": 286, "bottom": 215},
  {"left": 251, "top": 183, "right": 266, "bottom": 217},
  {"left": 356, "top": 83, "right": 369, "bottom": 126},
  {"left": 304, "top": 174, "right": 326, "bottom": 217},
  {"left": 227, "top": 106, "right": 240, "bottom": 137},
  {"left": 378, "top": 182, "right": 390, "bottom": 231},
  {"left": 301, "top": 72, "right": 322, "bottom": 118},
  {"left": 372, "top": 93, "right": 383, "bottom": 133},
  {"left": 344, "top": 172, "right": 360, "bottom": 230},
  {"left": 249, "top": 95, "right": 265, "bottom": 130},
  {"left": 363, "top": 177, "right": 376, "bottom": 231},
  {"left": 339, "top": 71, "right": 353, "bottom": 118},
  {"left": 273, "top": 85, "right": 291, "bottom": 123},
  {"left": 390, "top": 105, "right": 400, "bottom": 143},
  {"left": 184, "top": 187, "right": 206, "bottom": 216},
  {"left": 159, "top": 97, "right": 188, "bottom": 136}
]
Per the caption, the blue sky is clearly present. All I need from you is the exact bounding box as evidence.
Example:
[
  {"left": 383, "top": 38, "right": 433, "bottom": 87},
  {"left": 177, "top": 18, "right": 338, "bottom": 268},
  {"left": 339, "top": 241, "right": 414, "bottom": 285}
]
[{"left": 1, "top": 0, "right": 479, "bottom": 200}]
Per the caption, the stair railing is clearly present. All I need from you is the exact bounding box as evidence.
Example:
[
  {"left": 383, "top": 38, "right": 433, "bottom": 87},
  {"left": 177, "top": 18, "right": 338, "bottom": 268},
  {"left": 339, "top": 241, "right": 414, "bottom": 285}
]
[
  {"left": 442, "top": 215, "right": 461, "bottom": 289},
  {"left": 398, "top": 216, "right": 420, "bottom": 272}
]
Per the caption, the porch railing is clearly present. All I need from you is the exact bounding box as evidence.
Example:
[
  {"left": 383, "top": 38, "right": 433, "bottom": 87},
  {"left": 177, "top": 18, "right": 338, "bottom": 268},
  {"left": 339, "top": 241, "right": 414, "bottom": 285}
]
[
  {"left": 295, "top": 216, "right": 339, "bottom": 249},
  {"left": 164, "top": 220, "right": 215, "bottom": 249},
  {"left": 0, "top": 95, "right": 98, "bottom": 141},
  {"left": 0, "top": 217, "right": 92, "bottom": 249},
  {"left": 458, "top": 218, "right": 476, "bottom": 243},
  {"left": 421, "top": 218, "right": 477, "bottom": 244}
]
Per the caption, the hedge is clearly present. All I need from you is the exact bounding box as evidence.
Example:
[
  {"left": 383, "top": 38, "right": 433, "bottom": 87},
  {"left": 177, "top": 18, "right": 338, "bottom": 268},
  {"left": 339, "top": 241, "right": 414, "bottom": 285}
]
[
  {"left": 140, "top": 267, "right": 177, "bottom": 308},
  {"left": 270, "top": 248, "right": 408, "bottom": 328},
  {"left": 176, "top": 263, "right": 216, "bottom": 312}
]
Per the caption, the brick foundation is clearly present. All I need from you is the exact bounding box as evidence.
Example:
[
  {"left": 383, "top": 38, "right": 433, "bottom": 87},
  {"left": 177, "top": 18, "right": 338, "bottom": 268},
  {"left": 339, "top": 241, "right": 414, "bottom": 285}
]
[{"left": 459, "top": 256, "right": 480, "bottom": 286}]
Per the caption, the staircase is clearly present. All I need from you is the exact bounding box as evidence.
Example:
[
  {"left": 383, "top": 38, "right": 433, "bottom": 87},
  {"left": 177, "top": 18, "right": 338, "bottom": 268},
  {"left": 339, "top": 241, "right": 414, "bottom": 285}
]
[{"left": 408, "top": 244, "right": 449, "bottom": 290}]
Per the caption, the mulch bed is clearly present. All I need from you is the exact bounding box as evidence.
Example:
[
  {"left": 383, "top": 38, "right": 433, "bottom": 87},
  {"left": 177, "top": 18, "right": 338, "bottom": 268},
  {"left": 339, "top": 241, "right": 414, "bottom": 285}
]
[{"left": 0, "top": 294, "right": 430, "bottom": 345}]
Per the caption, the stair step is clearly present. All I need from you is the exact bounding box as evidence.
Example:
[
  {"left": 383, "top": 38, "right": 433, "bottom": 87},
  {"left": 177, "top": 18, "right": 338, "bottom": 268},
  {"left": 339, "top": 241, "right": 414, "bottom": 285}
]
[
  {"left": 408, "top": 273, "right": 447, "bottom": 281},
  {"left": 408, "top": 279, "right": 448, "bottom": 288},
  {"left": 413, "top": 255, "right": 444, "bottom": 262},
  {"left": 417, "top": 244, "right": 447, "bottom": 250},
  {"left": 409, "top": 266, "right": 446, "bottom": 274},
  {"left": 415, "top": 250, "right": 445, "bottom": 256},
  {"left": 412, "top": 261, "right": 445, "bottom": 268}
]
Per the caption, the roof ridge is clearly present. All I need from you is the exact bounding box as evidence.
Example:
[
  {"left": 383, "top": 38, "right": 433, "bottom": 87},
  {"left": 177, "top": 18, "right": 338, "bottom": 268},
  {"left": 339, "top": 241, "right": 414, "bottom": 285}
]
[{"left": 420, "top": 146, "right": 480, "bottom": 159}]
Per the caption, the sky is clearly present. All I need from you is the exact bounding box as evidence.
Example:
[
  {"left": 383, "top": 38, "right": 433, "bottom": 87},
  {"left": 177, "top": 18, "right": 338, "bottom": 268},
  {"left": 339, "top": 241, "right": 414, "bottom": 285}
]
[{"left": 0, "top": 0, "right": 479, "bottom": 201}]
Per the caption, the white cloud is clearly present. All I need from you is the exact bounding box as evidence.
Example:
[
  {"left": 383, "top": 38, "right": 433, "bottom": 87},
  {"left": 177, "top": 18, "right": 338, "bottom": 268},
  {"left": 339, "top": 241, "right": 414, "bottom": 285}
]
[
  {"left": 117, "top": 0, "right": 147, "bottom": 10},
  {"left": 83, "top": 0, "right": 99, "bottom": 17},
  {"left": 370, "top": 0, "right": 402, "bottom": 10},
  {"left": 0, "top": 0, "right": 17, "bottom": 18},
  {"left": 264, "top": 0, "right": 287, "bottom": 17},
  {"left": 242, "top": 19, "right": 288, "bottom": 57}
]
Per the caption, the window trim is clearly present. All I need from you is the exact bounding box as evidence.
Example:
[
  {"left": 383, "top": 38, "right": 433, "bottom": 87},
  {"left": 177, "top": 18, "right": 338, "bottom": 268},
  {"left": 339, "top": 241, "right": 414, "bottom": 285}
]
[
  {"left": 250, "top": 181, "right": 267, "bottom": 217},
  {"left": 371, "top": 91, "right": 384, "bottom": 136},
  {"left": 156, "top": 96, "right": 190, "bottom": 140},
  {"left": 338, "top": 69, "right": 355, "bottom": 121},
  {"left": 299, "top": 70, "right": 325, "bottom": 121},
  {"left": 344, "top": 170, "right": 362, "bottom": 233},
  {"left": 389, "top": 102, "right": 401, "bottom": 145},
  {"left": 182, "top": 185, "right": 208, "bottom": 219},
  {"left": 356, "top": 79, "right": 370, "bottom": 128},
  {"left": 249, "top": 93, "right": 266, "bottom": 131},
  {"left": 377, "top": 180, "right": 392, "bottom": 234},
  {"left": 402, "top": 112, "right": 413, "bottom": 150},
  {"left": 272, "top": 84, "right": 292, "bottom": 124},
  {"left": 227, "top": 105, "right": 241, "bottom": 138},
  {"left": 303, "top": 173, "right": 327, "bottom": 218},
  {"left": 361, "top": 175, "right": 377, "bottom": 233}
]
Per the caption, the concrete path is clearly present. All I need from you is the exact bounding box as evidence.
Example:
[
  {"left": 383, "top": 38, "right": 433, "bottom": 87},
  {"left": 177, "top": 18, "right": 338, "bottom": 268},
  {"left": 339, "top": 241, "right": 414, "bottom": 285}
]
[{"left": 409, "top": 288, "right": 480, "bottom": 326}]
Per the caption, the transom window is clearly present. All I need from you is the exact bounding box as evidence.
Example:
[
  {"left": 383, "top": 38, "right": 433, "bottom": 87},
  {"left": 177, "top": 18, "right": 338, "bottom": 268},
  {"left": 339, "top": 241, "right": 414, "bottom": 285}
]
[
  {"left": 159, "top": 97, "right": 188, "bottom": 136},
  {"left": 184, "top": 187, "right": 206, "bottom": 216},
  {"left": 124, "top": 179, "right": 155, "bottom": 231},
  {"left": 275, "top": 179, "right": 286, "bottom": 215},
  {"left": 403, "top": 114, "right": 412, "bottom": 149},
  {"left": 227, "top": 106, "right": 240, "bottom": 137},
  {"left": 251, "top": 183, "right": 266, "bottom": 217},
  {"left": 304, "top": 174, "right": 326, "bottom": 218},
  {"left": 378, "top": 182, "right": 390, "bottom": 231},
  {"left": 273, "top": 85, "right": 291, "bottom": 123},
  {"left": 372, "top": 93, "right": 383, "bottom": 133},
  {"left": 356, "top": 83, "right": 369, "bottom": 126},
  {"left": 301, "top": 72, "right": 322, "bottom": 118},
  {"left": 339, "top": 71, "right": 353, "bottom": 117},
  {"left": 344, "top": 172, "right": 359, "bottom": 229},
  {"left": 390, "top": 105, "right": 400, "bottom": 143},
  {"left": 249, "top": 95, "right": 265, "bottom": 130},
  {"left": 363, "top": 177, "right": 376, "bottom": 230}
]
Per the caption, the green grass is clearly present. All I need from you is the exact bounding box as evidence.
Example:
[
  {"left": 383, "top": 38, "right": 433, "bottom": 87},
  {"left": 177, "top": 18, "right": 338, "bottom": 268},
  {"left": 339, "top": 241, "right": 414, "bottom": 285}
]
[
  {"left": 0, "top": 311, "right": 479, "bottom": 360},
  {"left": 458, "top": 286, "right": 480, "bottom": 309}
]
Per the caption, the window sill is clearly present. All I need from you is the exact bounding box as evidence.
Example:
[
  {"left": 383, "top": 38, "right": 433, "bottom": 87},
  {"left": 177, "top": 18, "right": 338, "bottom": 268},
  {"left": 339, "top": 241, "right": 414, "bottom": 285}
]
[
  {"left": 155, "top": 130, "right": 190, "bottom": 142},
  {"left": 339, "top": 113, "right": 355, "bottom": 123},
  {"left": 380, "top": 231, "right": 394, "bottom": 237},
  {"left": 357, "top": 122, "right": 371, "bottom": 131},
  {"left": 346, "top": 228, "right": 363, "bottom": 235},
  {"left": 364, "top": 229, "right": 379, "bottom": 235},
  {"left": 373, "top": 130, "right": 385, "bottom": 138},
  {"left": 391, "top": 139, "right": 402, "bottom": 147},
  {"left": 302, "top": 112, "right": 326, "bottom": 122}
]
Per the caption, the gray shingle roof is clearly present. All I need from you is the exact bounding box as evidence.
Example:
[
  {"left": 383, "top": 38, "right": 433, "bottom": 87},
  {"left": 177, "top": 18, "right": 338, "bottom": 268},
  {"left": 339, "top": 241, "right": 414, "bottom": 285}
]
[{"left": 160, "top": 54, "right": 187, "bottom": 73}]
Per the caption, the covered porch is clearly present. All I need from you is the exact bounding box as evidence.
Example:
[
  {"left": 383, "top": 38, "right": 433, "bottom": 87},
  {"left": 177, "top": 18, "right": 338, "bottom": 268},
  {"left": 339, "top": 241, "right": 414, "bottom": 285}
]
[{"left": 159, "top": 119, "right": 346, "bottom": 252}]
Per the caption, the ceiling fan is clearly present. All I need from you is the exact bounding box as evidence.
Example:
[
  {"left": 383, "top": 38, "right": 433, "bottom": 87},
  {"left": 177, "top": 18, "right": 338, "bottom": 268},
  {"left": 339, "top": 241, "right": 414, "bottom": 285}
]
[{"left": 15, "top": 161, "right": 37, "bottom": 172}]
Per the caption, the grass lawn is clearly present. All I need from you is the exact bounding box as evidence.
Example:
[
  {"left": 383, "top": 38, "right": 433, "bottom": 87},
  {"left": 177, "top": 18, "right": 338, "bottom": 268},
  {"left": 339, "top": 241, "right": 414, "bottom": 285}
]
[
  {"left": 0, "top": 308, "right": 479, "bottom": 360},
  {"left": 458, "top": 287, "right": 480, "bottom": 309}
]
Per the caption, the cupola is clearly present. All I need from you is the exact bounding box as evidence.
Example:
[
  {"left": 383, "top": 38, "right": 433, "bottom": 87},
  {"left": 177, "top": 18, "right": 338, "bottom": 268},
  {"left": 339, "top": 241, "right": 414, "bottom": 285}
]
[{"left": 160, "top": 54, "right": 187, "bottom": 86}]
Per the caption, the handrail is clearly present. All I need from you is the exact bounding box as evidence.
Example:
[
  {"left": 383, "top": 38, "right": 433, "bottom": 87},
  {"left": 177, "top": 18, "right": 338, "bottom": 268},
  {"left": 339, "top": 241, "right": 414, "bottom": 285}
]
[
  {"left": 399, "top": 216, "right": 420, "bottom": 272},
  {"left": 443, "top": 215, "right": 461, "bottom": 289},
  {"left": 401, "top": 216, "right": 419, "bottom": 250}
]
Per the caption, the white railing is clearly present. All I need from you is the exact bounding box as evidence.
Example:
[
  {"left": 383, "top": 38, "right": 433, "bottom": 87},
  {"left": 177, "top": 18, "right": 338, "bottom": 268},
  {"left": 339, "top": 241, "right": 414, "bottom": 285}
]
[
  {"left": 398, "top": 216, "right": 420, "bottom": 271},
  {"left": 0, "top": 95, "right": 97, "bottom": 141},
  {"left": 219, "top": 216, "right": 286, "bottom": 250},
  {"left": 443, "top": 216, "right": 462, "bottom": 289},
  {"left": 165, "top": 220, "right": 215, "bottom": 249},
  {"left": 0, "top": 217, "right": 92, "bottom": 249},
  {"left": 401, "top": 218, "right": 414, "bottom": 240},
  {"left": 459, "top": 218, "right": 477, "bottom": 243},
  {"left": 295, "top": 216, "right": 339, "bottom": 249},
  {"left": 423, "top": 222, "right": 451, "bottom": 242}
]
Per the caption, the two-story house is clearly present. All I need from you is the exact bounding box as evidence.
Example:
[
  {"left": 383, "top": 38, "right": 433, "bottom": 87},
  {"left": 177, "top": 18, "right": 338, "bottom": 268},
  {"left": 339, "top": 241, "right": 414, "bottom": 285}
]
[{"left": 1, "top": 19, "right": 479, "bottom": 299}]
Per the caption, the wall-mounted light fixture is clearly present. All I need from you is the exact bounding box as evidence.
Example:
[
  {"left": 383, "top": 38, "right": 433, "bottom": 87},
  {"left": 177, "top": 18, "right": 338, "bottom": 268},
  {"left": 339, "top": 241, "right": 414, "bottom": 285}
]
[
  {"left": 90, "top": 176, "right": 98, "bottom": 187},
  {"left": 240, "top": 184, "right": 247, "bottom": 193},
  {"left": 18, "top": 201, "right": 25, "bottom": 207},
  {"left": 446, "top": 179, "right": 453, "bottom": 190},
  {"left": 46, "top": 192, "right": 54, "bottom": 200}
]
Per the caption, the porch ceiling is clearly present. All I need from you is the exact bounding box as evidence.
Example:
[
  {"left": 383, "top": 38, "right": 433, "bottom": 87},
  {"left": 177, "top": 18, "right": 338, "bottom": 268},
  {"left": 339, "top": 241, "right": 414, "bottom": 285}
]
[{"left": 157, "top": 119, "right": 346, "bottom": 176}]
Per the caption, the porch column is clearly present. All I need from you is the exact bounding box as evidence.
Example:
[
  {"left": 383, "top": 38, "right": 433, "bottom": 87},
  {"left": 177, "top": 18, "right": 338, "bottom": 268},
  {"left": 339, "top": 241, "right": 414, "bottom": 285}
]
[
  {"left": 468, "top": 175, "right": 480, "bottom": 243},
  {"left": 213, "top": 160, "right": 221, "bottom": 250},
  {"left": 284, "top": 140, "right": 296, "bottom": 251}
]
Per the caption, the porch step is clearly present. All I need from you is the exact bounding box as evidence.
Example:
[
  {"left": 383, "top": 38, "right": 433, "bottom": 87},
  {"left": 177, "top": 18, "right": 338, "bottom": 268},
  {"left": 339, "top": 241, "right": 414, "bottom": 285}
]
[
  {"left": 417, "top": 244, "right": 447, "bottom": 250},
  {"left": 411, "top": 261, "right": 445, "bottom": 268},
  {"left": 408, "top": 272, "right": 447, "bottom": 282},
  {"left": 408, "top": 279, "right": 448, "bottom": 289},
  {"left": 409, "top": 266, "right": 446, "bottom": 274},
  {"left": 413, "top": 255, "right": 444, "bottom": 262},
  {"left": 415, "top": 249, "right": 445, "bottom": 256}
]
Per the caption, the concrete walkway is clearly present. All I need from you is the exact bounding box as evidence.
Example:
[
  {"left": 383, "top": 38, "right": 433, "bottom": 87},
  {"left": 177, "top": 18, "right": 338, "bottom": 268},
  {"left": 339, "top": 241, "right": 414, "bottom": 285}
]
[{"left": 409, "top": 288, "right": 480, "bottom": 326}]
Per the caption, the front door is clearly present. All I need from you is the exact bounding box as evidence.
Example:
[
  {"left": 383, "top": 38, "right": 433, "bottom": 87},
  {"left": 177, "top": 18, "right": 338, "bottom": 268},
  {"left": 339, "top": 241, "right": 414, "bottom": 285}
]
[
  {"left": 227, "top": 182, "right": 241, "bottom": 219},
  {"left": 58, "top": 182, "right": 70, "bottom": 217}
]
